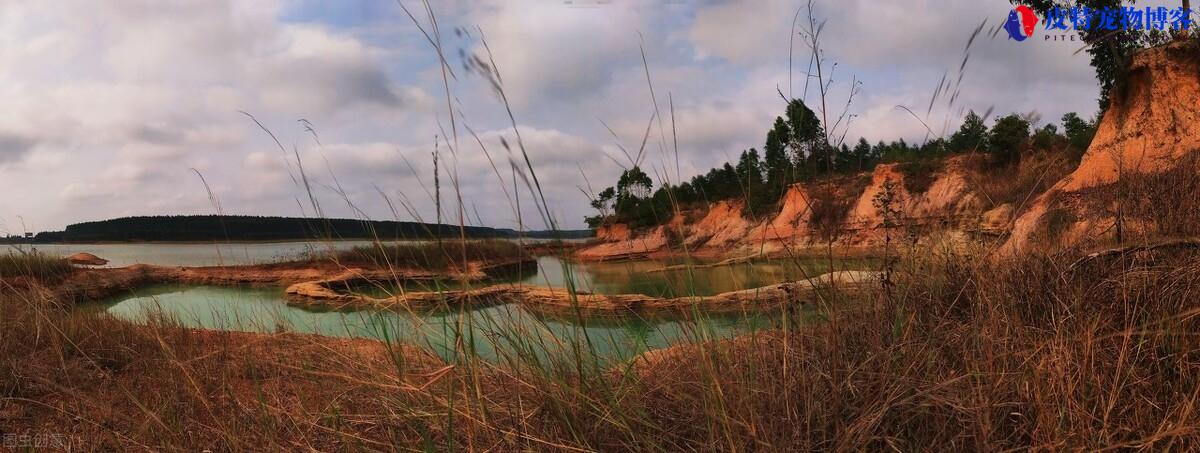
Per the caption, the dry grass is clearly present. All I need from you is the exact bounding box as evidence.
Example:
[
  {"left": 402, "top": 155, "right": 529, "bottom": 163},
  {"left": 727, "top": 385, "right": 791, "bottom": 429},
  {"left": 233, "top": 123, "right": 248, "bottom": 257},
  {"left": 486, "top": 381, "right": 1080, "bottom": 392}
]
[
  {"left": 967, "top": 151, "right": 1075, "bottom": 210},
  {"left": 6, "top": 241, "right": 1200, "bottom": 450},
  {"left": 0, "top": 251, "right": 74, "bottom": 282},
  {"left": 1120, "top": 151, "right": 1200, "bottom": 239},
  {"left": 808, "top": 174, "right": 871, "bottom": 241},
  {"left": 0, "top": 289, "right": 445, "bottom": 450},
  {"left": 628, "top": 245, "right": 1200, "bottom": 450}
]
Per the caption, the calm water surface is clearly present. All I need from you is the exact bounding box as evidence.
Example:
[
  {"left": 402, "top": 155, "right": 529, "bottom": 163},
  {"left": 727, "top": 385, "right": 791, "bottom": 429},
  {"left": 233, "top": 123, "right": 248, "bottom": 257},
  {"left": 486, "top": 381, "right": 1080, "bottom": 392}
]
[
  {"left": 26, "top": 238, "right": 583, "bottom": 268},
  {"left": 74, "top": 242, "right": 871, "bottom": 361},
  {"left": 95, "top": 284, "right": 787, "bottom": 362},
  {"left": 369, "top": 255, "right": 877, "bottom": 298}
]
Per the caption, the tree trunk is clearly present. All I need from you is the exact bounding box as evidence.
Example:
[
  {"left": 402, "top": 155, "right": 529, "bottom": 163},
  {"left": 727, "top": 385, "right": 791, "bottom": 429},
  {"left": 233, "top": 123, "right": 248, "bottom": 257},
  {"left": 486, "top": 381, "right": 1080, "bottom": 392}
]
[{"left": 1184, "top": 0, "right": 1192, "bottom": 38}]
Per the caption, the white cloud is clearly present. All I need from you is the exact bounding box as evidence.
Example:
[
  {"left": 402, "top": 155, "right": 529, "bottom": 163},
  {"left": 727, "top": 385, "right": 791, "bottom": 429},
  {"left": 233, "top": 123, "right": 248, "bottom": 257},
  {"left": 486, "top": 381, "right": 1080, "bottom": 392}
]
[
  {"left": 466, "top": 0, "right": 660, "bottom": 107},
  {"left": 0, "top": 0, "right": 1114, "bottom": 231},
  {"left": 688, "top": 0, "right": 797, "bottom": 64}
]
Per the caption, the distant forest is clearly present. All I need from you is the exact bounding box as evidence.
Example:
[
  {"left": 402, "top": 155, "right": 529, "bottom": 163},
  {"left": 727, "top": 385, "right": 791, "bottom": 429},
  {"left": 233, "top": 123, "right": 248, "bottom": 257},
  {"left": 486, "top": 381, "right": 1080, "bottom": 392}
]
[{"left": 28, "top": 216, "right": 591, "bottom": 243}]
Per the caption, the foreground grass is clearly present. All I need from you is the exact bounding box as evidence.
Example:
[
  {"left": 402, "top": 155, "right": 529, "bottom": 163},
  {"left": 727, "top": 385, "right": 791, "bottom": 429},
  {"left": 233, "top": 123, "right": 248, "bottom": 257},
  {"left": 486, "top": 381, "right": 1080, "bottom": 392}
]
[
  {"left": 3, "top": 242, "right": 1200, "bottom": 450},
  {"left": 0, "top": 250, "right": 73, "bottom": 281}
]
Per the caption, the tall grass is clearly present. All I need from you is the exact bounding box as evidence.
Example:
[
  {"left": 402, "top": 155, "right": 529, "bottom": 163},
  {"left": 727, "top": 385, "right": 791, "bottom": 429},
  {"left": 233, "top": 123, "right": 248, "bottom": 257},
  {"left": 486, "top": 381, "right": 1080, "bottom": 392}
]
[
  {"left": 0, "top": 250, "right": 74, "bottom": 281},
  {"left": 7, "top": 243, "right": 1200, "bottom": 449}
]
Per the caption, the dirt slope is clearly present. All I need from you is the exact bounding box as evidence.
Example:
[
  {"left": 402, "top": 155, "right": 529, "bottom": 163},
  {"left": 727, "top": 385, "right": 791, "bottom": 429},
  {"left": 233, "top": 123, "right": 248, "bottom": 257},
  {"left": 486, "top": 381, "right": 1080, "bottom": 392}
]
[
  {"left": 749, "top": 184, "right": 811, "bottom": 243},
  {"left": 683, "top": 200, "right": 755, "bottom": 249},
  {"left": 1002, "top": 41, "right": 1200, "bottom": 253},
  {"left": 579, "top": 155, "right": 1004, "bottom": 259},
  {"left": 581, "top": 43, "right": 1200, "bottom": 261}
]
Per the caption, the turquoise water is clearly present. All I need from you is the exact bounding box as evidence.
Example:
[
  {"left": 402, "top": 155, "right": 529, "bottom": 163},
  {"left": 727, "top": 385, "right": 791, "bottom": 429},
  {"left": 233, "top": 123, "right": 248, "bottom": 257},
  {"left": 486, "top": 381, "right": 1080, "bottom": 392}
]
[
  {"left": 97, "top": 284, "right": 780, "bottom": 363},
  {"left": 71, "top": 242, "right": 871, "bottom": 361},
  {"left": 351, "top": 255, "right": 877, "bottom": 298}
]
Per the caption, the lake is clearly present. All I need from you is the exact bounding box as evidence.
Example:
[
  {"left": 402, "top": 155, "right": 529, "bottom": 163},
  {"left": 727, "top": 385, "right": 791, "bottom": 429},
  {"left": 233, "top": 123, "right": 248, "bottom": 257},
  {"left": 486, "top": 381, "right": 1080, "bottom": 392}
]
[
  {"left": 372, "top": 255, "right": 876, "bottom": 298},
  {"left": 21, "top": 239, "right": 576, "bottom": 268},
  {"left": 62, "top": 241, "right": 872, "bottom": 361},
  {"left": 93, "top": 284, "right": 787, "bottom": 363}
]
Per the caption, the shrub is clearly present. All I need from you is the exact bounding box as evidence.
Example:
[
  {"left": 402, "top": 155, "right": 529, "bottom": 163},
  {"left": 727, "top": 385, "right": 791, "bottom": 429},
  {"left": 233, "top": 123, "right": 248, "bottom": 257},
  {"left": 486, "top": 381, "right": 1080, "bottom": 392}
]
[
  {"left": 897, "top": 159, "right": 940, "bottom": 195},
  {"left": 988, "top": 114, "right": 1031, "bottom": 167}
]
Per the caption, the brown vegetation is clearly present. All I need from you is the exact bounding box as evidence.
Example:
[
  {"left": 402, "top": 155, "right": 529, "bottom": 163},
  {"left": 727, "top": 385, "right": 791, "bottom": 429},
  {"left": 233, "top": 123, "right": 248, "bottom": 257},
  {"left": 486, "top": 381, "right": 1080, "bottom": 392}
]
[
  {"left": 0, "top": 251, "right": 75, "bottom": 283},
  {"left": 896, "top": 159, "right": 940, "bottom": 195},
  {"left": 965, "top": 150, "right": 1075, "bottom": 209},
  {"left": 1005, "top": 40, "right": 1200, "bottom": 253},
  {"left": 0, "top": 289, "right": 444, "bottom": 450},
  {"left": 7, "top": 242, "right": 1200, "bottom": 449}
]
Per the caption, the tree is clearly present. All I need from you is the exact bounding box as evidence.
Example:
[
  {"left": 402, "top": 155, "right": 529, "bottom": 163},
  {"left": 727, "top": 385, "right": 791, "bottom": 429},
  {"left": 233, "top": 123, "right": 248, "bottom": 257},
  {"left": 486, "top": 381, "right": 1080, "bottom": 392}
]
[
  {"left": 616, "top": 167, "right": 652, "bottom": 203},
  {"left": 1031, "top": 123, "right": 1065, "bottom": 150},
  {"left": 763, "top": 118, "right": 793, "bottom": 192},
  {"left": 590, "top": 187, "right": 615, "bottom": 211},
  {"left": 1186, "top": 0, "right": 1193, "bottom": 38},
  {"left": 833, "top": 143, "right": 856, "bottom": 173},
  {"left": 949, "top": 110, "right": 990, "bottom": 152},
  {"left": 784, "top": 99, "right": 824, "bottom": 175},
  {"left": 851, "top": 138, "right": 873, "bottom": 172},
  {"left": 1061, "top": 112, "right": 1097, "bottom": 156},
  {"left": 735, "top": 148, "right": 765, "bottom": 191},
  {"left": 607, "top": 166, "right": 654, "bottom": 225},
  {"left": 989, "top": 114, "right": 1031, "bottom": 166}
]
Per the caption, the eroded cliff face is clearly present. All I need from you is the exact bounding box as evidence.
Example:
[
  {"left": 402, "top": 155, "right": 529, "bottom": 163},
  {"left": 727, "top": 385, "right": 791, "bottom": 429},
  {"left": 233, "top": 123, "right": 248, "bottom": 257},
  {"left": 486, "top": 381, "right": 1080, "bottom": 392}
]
[
  {"left": 1002, "top": 41, "right": 1200, "bottom": 253},
  {"left": 684, "top": 200, "right": 755, "bottom": 249},
  {"left": 838, "top": 159, "right": 987, "bottom": 245},
  {"left": 577, "top": 225, "right": 670, "bottom": 261},
  {"left": 749, "top": 184, "right": 811, "bottom": 243},
  {"left": 595, "top": 223, "right": 632, "bottom": 242},
  {"left": 580, "top": 42, "right": 1199, "bottom": 261},
  {"left": 580, "top": 155, "right": 1011, "bottom": 260}
]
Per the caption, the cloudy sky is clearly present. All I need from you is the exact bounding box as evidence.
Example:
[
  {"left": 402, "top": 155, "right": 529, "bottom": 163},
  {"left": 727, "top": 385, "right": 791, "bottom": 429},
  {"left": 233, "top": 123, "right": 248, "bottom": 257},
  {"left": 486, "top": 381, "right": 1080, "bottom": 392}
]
[{"left": 0, "top": 0, "right": 1111, "bottom": 233}]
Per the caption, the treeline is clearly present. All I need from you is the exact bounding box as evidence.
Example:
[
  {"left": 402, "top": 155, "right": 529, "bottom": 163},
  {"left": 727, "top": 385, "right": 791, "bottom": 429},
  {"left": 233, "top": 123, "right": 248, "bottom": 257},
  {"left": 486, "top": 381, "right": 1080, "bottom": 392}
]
[
  {"left": 588, "top": 99, "right": 1098, "bottom": 228},
  {"left": 34, "top": 215, "right": 524, "bottom": 242}
]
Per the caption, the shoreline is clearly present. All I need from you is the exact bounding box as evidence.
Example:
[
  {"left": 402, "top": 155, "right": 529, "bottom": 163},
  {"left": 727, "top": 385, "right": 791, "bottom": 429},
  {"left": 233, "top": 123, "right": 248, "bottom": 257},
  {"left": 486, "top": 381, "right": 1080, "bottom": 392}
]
[
  {"left": 30, "top": 253, "right": 880, "bottom": 316},
  {"left": 8, "top": 237, "right": 594, "bottom": 246}
]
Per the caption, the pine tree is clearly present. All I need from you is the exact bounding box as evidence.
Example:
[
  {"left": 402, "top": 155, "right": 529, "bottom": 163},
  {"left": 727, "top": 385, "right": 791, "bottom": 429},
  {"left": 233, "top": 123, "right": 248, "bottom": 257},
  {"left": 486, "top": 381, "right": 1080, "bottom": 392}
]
[{"left": 949, "top": 110, "right": 990, "bottom": 152}]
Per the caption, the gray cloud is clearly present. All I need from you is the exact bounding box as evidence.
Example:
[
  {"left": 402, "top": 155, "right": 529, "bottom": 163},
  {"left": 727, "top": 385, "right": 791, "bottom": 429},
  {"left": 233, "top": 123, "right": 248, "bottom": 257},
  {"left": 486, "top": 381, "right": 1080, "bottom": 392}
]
[
  {"left": 0, "top": 132, "right": 37, "bottom": 163},
  {"left": 0, "top": 0, "right": 1120, "bottom": 231}
]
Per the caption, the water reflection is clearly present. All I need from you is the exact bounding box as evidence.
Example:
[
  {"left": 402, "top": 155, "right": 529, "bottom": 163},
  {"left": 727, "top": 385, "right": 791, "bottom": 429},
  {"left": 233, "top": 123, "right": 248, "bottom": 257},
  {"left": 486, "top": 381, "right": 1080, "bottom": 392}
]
[
  {"left": 97, "top": 284, "right": 779, "bottom": 363},
  {"left": 350, "top": 255, "right": 878, "bottom": 298}
]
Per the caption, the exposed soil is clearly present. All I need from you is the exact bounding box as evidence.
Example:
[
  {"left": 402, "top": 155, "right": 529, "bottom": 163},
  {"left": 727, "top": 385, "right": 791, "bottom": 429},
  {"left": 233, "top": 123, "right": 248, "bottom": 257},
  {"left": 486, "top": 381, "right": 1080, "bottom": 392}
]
[
  {"left": 578, "top": 154, "right": 1000, "bottom": 261},
  {"left": 1003, "top": 40, "right": 1200, "bottom": 253}
]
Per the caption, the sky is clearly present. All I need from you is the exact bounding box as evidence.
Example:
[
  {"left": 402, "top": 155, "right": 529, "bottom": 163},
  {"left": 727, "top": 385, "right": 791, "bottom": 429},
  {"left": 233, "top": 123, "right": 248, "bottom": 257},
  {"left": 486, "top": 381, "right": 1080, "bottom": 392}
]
[{"left": 0, "top": 0, "right": 1115, "bottom": 233}]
